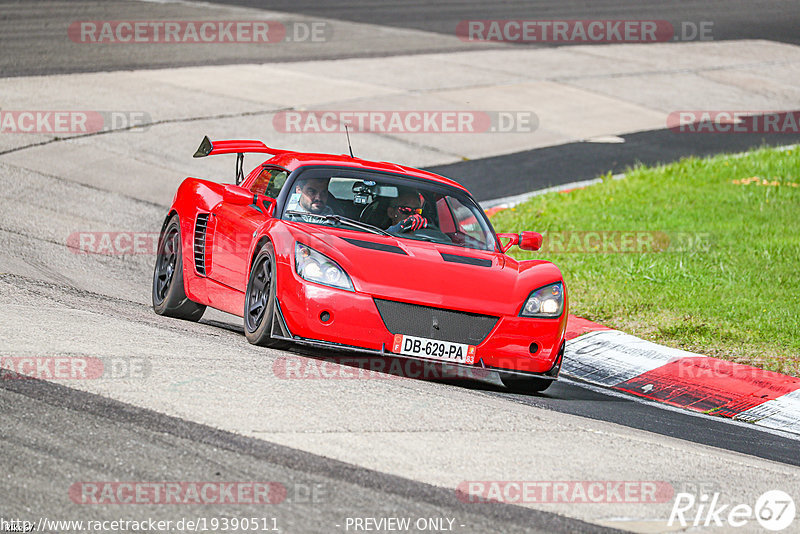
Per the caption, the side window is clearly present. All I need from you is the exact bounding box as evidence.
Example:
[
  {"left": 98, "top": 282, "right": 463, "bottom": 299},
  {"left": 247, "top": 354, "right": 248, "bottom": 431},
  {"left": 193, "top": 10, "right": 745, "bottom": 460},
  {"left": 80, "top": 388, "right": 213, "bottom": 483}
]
[
  {"left": 449, "top": 197, "right": 486, "bottom": 241},
  {"left": 250, "top": 168, "right": 288, "bottom": 199},
  {"left": 436, "top": 197, "right": 456, "bottom": 233}
]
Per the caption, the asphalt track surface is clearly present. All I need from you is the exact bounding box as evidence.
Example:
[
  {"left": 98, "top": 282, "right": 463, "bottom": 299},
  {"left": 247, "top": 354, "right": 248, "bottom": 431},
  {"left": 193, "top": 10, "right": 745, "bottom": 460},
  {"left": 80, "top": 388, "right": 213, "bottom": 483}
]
[
  {"left": 3, "top": 1, "right": 800, "bottom": 532},
  {"left": 498, "top": 381, "right": 800, "bottom": 468},
  {"left": 1, "top": 376, "right": 612, "bottom": 534},
  {"left": 221, "top": 345, "right": 800, "bottom": 468},
  {"left": 216, "top": 0, "right": 800, "bottom": 46},
  {"left": 2, "top": 0, "right": 800, "bottom": 76},
  {"left": 429, "top": 127, "right": 800, "bottom": 201}
]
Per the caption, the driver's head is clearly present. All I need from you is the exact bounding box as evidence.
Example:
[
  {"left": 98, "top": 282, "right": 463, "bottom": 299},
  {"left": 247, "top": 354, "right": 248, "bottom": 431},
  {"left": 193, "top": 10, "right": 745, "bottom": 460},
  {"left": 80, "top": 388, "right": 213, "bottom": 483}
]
[
  {"left": 295, "top": 177, "right": 330, "bottom": 214},
  {"left": 388, "top": 189, "right": 424, "bottom": 226}
]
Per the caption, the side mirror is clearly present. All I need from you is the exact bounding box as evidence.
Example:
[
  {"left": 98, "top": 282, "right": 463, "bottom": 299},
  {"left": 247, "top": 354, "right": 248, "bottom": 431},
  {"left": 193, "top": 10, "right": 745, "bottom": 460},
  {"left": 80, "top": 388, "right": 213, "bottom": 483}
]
[
  {"left": 497, "top": 232, "right": 543, "bottom": 252},
  {"left": 496, "top": 233, "right": 519, "bottom": 253},
  {"left": 256, "top": 195, "right": 277, "bottom": 217},
  {"left": 222, "top": 184, "right": 254, "bottom": 205},
  {"left": 519, "top": 231, "right": 543, "bottom": 251}
]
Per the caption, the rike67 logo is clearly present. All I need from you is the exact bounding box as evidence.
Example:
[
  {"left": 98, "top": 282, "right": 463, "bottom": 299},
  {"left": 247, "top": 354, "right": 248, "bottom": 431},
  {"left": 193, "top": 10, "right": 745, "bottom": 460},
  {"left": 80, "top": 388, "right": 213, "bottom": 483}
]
[{"left": 669, "top": 490, "right": 796, "bottom": 531}]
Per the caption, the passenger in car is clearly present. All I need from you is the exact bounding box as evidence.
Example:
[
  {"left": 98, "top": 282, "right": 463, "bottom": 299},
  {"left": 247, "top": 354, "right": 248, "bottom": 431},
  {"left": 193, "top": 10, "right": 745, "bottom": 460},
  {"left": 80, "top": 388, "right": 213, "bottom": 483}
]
[{"left": 387, "top": 189, "right": 428, "bottom": 233}]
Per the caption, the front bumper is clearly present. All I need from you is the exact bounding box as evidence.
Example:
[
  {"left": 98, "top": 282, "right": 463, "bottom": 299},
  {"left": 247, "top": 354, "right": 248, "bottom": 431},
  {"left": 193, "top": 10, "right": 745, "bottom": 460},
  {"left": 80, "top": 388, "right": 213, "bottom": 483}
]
[{"left": 276, "top": 272, "right": 567, "bottom": 378}]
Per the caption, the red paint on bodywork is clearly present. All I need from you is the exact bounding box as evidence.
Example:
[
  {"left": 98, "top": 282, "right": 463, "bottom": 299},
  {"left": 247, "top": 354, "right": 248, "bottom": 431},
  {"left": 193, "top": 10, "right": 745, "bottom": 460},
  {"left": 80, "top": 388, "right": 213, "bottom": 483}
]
[{"left": 161, "top": 145, "right": 568, "bottom": 377}]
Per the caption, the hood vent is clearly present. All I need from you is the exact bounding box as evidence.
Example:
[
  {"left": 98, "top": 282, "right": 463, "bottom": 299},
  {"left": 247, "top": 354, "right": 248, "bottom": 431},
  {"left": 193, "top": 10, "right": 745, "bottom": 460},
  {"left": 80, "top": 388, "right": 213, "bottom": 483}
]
[
  {"left": 340, "top": 237, "right": 407, "bottom": 255},
  {"left": 440, "top": 252, "right": 492, "bottom": 267}
]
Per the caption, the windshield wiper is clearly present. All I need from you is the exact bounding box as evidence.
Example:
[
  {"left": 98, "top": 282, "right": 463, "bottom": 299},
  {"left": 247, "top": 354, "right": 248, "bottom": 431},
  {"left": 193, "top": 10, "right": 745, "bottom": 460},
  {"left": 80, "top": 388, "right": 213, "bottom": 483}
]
[
  {"left": 285, "top": 211, "right": 391, "bottom": 237},
  {"left": 330, "top": 215, "right": 393, "bottom": 236}
]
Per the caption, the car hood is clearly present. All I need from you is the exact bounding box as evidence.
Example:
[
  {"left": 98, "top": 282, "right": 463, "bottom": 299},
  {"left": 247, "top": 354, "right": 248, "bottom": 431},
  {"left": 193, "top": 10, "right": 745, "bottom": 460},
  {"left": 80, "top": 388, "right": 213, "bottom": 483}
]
[{"left": 293, "top": 225, "right": 562, "bottom": 317}]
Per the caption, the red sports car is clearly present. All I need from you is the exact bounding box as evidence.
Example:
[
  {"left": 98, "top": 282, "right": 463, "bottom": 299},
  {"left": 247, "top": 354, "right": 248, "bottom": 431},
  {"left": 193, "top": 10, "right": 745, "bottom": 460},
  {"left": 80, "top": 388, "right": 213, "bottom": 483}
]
[{"left": 152, "top": 137, "right": 568, "bottom": 392}]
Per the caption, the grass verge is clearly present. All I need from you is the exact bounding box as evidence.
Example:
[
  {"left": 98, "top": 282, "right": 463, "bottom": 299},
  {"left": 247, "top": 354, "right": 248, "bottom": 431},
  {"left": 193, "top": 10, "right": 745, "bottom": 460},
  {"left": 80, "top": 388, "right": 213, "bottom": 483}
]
[{"left": 491, "top": 145, "right": 800, "bottom": 376}]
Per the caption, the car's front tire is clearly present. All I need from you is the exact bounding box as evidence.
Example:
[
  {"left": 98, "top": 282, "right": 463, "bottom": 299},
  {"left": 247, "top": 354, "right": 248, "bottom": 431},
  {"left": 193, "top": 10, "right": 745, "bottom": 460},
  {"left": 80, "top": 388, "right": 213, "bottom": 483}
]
[
  {"left": 500, "top": 373, "right": 554, "bottom": 394},
  {"left": 244, "top": 241, "right": 290, "bottom": 348},
  {"left": 152, "top": 214, "right": 206, "bottom": 321}
]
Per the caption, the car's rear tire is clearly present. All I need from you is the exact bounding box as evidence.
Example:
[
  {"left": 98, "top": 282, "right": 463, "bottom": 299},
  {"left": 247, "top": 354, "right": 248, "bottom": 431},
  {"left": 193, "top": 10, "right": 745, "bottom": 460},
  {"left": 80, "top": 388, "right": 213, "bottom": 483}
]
[
  {"left": 152, "top": 214, "right": 206, "bottom": 321},
  {"left": 500, "top": 374, "right": 554, "bottom": 394},
  {"left": 244, "top": 241, "right": 290, "bottom": 348}
]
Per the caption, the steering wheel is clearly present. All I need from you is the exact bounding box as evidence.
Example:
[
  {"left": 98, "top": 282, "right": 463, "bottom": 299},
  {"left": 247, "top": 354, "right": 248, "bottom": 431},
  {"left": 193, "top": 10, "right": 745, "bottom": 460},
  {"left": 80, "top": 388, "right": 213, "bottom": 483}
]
[{"left": 412, "top": 226, "right": 452, "bottom": 243}]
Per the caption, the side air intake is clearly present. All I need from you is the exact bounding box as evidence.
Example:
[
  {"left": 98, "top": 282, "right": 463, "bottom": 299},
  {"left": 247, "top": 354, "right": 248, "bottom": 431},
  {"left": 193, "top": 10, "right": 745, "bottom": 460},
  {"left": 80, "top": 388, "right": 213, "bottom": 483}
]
[{"left": 194, "top": 213, "right": 210, "bottom": 275}]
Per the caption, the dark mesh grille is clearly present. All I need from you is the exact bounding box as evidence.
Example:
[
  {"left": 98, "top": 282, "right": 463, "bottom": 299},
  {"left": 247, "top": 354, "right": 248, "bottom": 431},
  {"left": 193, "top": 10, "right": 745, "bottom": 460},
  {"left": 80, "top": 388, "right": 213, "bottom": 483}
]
[{"left": 374, "top": 298, "right": 498, "bottom": 345}]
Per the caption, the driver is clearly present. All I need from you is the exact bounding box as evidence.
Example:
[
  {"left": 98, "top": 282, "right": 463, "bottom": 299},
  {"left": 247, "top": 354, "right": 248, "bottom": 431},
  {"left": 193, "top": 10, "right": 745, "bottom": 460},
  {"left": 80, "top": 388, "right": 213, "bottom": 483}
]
[
  {"left": 387, "top": 189, "right": 428, "bottom": 233},
  {"left": 293, "top": 177, "right": 335, "bottom": 215}
]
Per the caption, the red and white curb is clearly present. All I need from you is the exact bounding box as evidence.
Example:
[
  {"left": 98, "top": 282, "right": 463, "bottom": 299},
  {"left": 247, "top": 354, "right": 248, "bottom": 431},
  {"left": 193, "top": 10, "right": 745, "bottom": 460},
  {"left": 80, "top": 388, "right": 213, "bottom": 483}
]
[{"left": 562, "top": 315, "right": 800, "bottom": 436}]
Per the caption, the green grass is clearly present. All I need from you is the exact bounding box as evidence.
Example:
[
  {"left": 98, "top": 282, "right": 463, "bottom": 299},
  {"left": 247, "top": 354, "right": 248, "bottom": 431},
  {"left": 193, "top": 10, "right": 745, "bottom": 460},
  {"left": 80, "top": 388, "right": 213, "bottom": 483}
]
[{"left": 491, "top": 145, "right": 800, "bottom": 376}]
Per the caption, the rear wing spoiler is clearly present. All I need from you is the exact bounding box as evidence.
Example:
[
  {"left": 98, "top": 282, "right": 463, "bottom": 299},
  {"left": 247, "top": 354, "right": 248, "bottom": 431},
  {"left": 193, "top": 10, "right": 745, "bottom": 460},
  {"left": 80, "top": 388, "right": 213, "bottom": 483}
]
[{"left": 193, "top": 136, "right": 289, "bottom": 185}]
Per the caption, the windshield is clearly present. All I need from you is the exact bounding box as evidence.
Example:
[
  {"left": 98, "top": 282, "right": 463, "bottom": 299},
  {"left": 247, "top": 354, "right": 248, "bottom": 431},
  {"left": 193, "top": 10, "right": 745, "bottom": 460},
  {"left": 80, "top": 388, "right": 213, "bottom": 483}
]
[{"left": 282, "top": 169, "right": 497, "bottom": 252}]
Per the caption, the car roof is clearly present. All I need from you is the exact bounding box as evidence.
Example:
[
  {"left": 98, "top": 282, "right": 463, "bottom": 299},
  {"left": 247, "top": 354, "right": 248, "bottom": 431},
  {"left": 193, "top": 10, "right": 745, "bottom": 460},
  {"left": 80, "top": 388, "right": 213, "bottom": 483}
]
[{"left": 262, "top": 152, "right": 468, "bottom": 192}]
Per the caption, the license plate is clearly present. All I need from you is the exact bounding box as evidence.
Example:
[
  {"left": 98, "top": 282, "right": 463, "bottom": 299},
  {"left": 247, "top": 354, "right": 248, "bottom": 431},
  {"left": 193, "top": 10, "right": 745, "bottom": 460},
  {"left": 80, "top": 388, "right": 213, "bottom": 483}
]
[{"left": 391, "top": 334, "right": 476, "bottom": 365}]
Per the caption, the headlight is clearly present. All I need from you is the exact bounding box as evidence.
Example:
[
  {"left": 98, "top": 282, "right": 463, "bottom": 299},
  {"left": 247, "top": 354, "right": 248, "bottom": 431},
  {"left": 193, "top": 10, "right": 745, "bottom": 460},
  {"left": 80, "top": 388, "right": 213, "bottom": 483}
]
[
  {"left": 295, "top": 243, "right": 354, "bottom": 291},
  {"left": 520, "top": 282, "right": 564, "bottom": 318}
]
